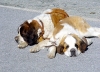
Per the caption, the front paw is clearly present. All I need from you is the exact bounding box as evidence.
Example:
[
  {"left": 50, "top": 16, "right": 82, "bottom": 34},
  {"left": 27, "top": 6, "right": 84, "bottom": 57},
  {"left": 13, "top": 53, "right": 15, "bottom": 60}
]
[
  {"left": 30, "top": 45, "right": 40, "bottom": 53},
  {"left": 47, "top": 52, "right": 55, "bottom": 59},
  {"left": 18, "top": 43, "right": 28, "bottom": 49}
]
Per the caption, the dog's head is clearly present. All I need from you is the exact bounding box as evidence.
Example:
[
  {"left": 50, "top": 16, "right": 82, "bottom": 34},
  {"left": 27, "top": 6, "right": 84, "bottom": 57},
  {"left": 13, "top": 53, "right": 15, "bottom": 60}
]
[
  {"left": 15, "top": 20, "right": 43, "bottom": 48},
  {"left": 57, "top": 34, "right": 88, "bottom": 57}
]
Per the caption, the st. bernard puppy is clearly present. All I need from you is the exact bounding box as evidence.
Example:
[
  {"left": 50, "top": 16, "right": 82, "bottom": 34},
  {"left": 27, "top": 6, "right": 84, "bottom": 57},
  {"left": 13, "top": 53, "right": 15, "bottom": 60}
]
[
  {"left": 15, "top": 8, "right": 69, "bottom": 48},
  {"left": 30, "top": 16, "right": 100, "bottom": 59}
]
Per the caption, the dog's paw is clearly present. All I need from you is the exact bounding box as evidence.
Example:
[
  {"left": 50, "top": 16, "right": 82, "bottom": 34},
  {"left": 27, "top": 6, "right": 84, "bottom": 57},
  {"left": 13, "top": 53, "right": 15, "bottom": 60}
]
[
  {"left": 18, "top": 43, "right": 28, "bottom": 49},
  {"left": 47, "top": 52, "right": 55, "bottom": 59},
  {"left": 30, "top": 45, "right": 40, "bottom": 53}
]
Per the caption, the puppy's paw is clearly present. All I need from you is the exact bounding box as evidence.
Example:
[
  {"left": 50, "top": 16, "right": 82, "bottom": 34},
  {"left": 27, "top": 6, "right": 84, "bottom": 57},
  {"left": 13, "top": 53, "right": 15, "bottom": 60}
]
[
  {"left": 47, "top": 52, "right": 55, "bottom": 59},
  {"left": 30, "top": 45, "right": 40, "bottom": 53}
]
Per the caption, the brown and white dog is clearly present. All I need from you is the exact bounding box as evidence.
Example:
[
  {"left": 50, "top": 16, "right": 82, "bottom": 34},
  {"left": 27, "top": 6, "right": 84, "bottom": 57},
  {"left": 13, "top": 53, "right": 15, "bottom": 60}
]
[
  {"left": 15, "top": 8, "right": 69, "bottom": 48},
  {"left": 30, "top": 16, "right": 100, "bottom": 58}
]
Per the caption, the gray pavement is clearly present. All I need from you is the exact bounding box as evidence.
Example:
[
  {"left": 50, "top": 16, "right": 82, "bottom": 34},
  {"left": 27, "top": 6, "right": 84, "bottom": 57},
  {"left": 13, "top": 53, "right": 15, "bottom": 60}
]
[
  {"left": 0, "top": 0, "right": 100, "bottom": 19},
  {"left": 0, "top": 1, "right": 100, "bottom": 72}
]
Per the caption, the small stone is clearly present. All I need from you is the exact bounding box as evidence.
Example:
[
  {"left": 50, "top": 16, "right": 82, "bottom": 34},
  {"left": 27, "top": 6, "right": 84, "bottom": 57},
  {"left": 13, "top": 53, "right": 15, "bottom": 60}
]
[{"left": 90, "top": 12, "right": 96, "bottom": 14}]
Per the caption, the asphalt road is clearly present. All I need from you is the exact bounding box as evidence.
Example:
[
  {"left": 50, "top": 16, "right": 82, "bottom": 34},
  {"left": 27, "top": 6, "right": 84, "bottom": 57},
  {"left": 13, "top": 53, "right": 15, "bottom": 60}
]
[
  {"left": 0, "top": 0, "right": 100, "bottom": 19},
  {"left": 0, "top": 5, "right": 100, "bottom": 72}
]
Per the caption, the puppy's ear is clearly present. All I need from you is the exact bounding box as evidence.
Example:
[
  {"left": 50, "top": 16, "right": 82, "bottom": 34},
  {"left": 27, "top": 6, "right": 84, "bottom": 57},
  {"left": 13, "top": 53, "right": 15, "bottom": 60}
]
[
  {"left": 56, "top": 45, "right": 64, "bottom": 54},
  {"left": 56, "top": 36, "right": 66, "bottom": 54},
  {"left": 80, "top": 37, "right": 88, "bottom": 53}
]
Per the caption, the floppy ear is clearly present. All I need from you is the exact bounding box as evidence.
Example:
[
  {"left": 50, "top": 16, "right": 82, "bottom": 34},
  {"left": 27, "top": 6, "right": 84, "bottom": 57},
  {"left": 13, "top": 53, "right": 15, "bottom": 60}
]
[
  {"left": 30, "top": 20, "right": 45, "bottom": 42},
  {"left": 80, "top": 37, "right": 88, "bottom": 53},
  {"left": 56, "top": 36, "right": 66, "bottom": 54},
  {"left": 56, "top": 45, "right": 64, "bottom": 54}
]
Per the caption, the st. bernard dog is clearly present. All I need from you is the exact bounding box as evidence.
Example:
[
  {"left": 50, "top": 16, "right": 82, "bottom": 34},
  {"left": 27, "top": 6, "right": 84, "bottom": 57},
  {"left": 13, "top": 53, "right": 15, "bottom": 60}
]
[
  {"left": 15, "top": 8, "right": 69, "bottom": 48},
  {"left": 30, "top": 16, "right": 100, "bottom": 59}
]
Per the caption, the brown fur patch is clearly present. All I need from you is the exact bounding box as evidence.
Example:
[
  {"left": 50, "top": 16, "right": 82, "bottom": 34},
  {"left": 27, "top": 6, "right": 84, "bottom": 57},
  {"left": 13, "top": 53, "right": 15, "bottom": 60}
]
[
  {"left": 56, "top": 36, "right": 67, "bottom": 54},
  {"left": 63, "top": 43, "right": 68, "bottom": 52},
  {"left": 30, "top": 20, "right": 41, "bottom": 30},
  {"left": 30, "top": 20, "right": 45, "bottom": 42},
  {"left": 59, "top": 16, "right": 90, "bottom": 33},
  {"left": 20, "top": 21, "right": 30, "bottom": 36},
  {"left": 20, "top": 20, "right": 40, "bottom": 34},
  {"left": 20, "top": 20, "right": 39, "bottom": 45},
  {"left": 37, "top": 36, "right": 44, "bottom": 42},
  {"left": 71, "top": 34, "right": 87, "bottom": 53},
  {"left": 47, "top": 8, "right": 69, "bottom": 27}
]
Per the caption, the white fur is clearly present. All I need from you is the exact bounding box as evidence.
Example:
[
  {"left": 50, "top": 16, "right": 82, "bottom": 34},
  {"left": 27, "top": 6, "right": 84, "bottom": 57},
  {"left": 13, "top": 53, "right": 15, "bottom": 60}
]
[
  {"left": 75, "top": 27, "right": 100, "bottom": 38},
  {"left": 48, "top": 46, "right": 56, "bottom": 59},
  {"left": 43, "top": 9, "right": 52, "bottom": 14},
  {"left": 27, "top": 19, "right": 32, "bottom": 24},
  {"left": 37, "top": 28, "right": 42, "bottom": 36},
  {"left": 37, "top": 14, "right": 54, "bottom": 38},
  {"left": 27, "top": 12, "right": 54, "bottom": 38},
  {"left": 18, "top": 26, "right": 26, "bottom": 43},
  {"left": 64, "top": 35, "right": 81, "bottom": 57},
  {"left": 17, "top": 27, "right": 28, "bottom": 48}
]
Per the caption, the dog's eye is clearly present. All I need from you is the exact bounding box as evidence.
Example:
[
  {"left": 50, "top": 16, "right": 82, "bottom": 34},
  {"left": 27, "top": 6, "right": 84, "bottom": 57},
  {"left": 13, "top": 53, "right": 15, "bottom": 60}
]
[{"left": 75, "top": 44, "right": 78, "bottom": 48}]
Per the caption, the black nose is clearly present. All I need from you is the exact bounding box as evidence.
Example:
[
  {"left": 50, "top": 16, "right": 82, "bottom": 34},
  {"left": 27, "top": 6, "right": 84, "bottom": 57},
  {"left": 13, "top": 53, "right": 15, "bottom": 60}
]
[
  {"left": 15, "top": 36, "right": 18, "bottom": 43},
  {"left": 70, "top": 48, "right": 76, "bottom": 57}
]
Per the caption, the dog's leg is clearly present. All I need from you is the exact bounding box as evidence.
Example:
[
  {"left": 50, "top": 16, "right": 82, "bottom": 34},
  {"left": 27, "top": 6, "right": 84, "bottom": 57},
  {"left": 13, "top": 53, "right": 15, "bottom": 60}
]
[
  {"left": 47, "top": 46, "right": 56, "bottom": 59},
  {"left": 30, "top": 39, "right": 50, "bottom": 53},
  {"left": 84, "top": 27, "right": 100, "bottom": 38},
  {"left": 93, "top": 27, "right": 100, "bottom": 38}
]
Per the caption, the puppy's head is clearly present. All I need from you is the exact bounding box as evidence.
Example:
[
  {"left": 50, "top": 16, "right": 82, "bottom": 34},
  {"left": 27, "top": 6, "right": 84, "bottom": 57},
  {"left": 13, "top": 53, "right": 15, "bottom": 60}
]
[
  {"left": 15, "top": 20, "right": 42, "bottom": 48},
  {"left": 57, "top": 34, "right": 88, "bottom": 57}
]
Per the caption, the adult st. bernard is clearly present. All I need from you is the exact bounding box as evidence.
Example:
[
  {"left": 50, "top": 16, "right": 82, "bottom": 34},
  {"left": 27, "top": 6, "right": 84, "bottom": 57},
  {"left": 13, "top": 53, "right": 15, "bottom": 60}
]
[
  {"left": 15, "top": 8, "right": 69, "bottom": 48},
  {"left": 30, "top": 16, "right": 100, "bottom": 59}
]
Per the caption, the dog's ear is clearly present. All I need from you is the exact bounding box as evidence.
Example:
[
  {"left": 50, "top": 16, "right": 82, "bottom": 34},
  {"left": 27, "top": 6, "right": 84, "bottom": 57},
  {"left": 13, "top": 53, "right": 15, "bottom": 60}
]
[
  {"left": 56, "top": 44, "right": 64, "bottom": 54},
  {"left": 80, "top": 37, "right": 88, "bottom": 53},
  {"left": 56, "top": 36, "right": 66, "bottom": 54}
]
